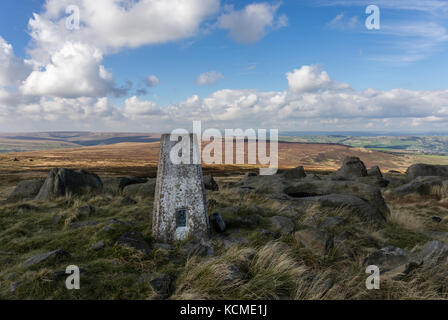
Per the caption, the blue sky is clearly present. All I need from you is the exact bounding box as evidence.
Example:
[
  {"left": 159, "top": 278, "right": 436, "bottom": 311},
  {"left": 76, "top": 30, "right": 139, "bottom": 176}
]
[{"left": 0, "top": 0, "right": 448, "bottom": 132}]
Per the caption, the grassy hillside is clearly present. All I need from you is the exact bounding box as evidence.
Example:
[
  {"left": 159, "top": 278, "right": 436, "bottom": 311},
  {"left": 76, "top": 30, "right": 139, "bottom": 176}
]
[
  {"left": 280, "top": 135, "right": 448, "bottom": 155},
  {"left": 1, "top": 175, "right": 447, "bottom": 300}
]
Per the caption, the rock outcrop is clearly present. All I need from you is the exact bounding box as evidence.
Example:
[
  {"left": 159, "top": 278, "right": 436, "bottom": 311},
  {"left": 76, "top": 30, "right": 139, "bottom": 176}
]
[
  {"left": 203, "top": 175, "right": 219, "bottom": 191},
  {"left": 406, "top": 164, "right": 448, "bottom": 181},
  {"left": 368, "top": 166, "right": 383, "bottom": 178},
  {"left": 364, "top": 246, "right": 421, "bottom": 278},
  {"left": 115, "top": 231, "right": 151, "bottom": 255},
  {"left": 35, "top": 168, "right": 103, "bottom": 201},
  {"left": 6, "top": 179, "right": 45, "bottom": 203},
  {"left": 294, "top": 228, "right": 334, "bottom": 256},
  {"left": 390, "top": 176, "right": 448, "bottom": 197},
  {"left": 123, "top": 179, "right": 156, "bottom": 198},
  {"left": 299, "top": 194, "right": 387, "bottom": 226},
  {"left": 281, "top": 166, "right": 307, "bottom": 180},
  {"left": 269, "top": 216, "right": 295, "bottom": 234},
  {"left": 334, "top": 157, "right": 368, "bottom": 179},
  {"left": 23, "top": 250, "right": 71, "bottom": 268}
]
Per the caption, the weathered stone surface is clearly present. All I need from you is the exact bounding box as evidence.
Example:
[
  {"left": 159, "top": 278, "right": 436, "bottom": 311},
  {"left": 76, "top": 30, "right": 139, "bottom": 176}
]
[
  {"left": 368, "top": 166, "right": 383, "bottom": 178},
  {"left": 365, "top": 246, "right": 408, "bottom": 269},
  {"left": 269, "top": 216, "right": 295, "bottom": 234},
  {"left": 123, "top": 180, "right": 156, "bottom": 199},
  {"left": 294, "top": 228, "right": 334, "bottom": 256},
  {"left": 115, "top": 231, "right": 151, "bottom": 255},
  {"left": 203, "top": 175, "right": 219, "bottom": 191},
  {"left": 10, "top": 282, "right": 20, "bottom": 294},
  {"left": 283, "top": 180, "right": 389, "bottom": 219},
  {"left": 35, "top": 168, "right": 103, "bottom": 200},
  {"left": 390, "top": 176, "right": 448, "bottom": 197},
  {"left": 355, "top": 176, "right": 389, "bottom": 188},
  {"left": 210, "top": 213, "right": 226, "bottom": 233},
  {"left": 423, "top": 231, "right": 448, "bottom": 242},
  {"left": 23, "top": 250, "right": 71, "bottom": 268},
  {"left": 406, "top": 164, "right": 448, "bottom": 181},
  {"left": 102, "top": 177, "right": 147, "bottom": 192},
  {"left": 334, "top": 157, "right": 368, "bottom": 179},
  {"left": 281, "top": 166, "right": 306, "bottom": 180},
  {"left": 319, "top": 216, "right": 346, "bottom": 229},
  {"left": 91, "top": 241, "right": 105, "bottom": 251},
  {"left": 152, "top": 134, "right": 210, "bottom": 242},
  {"left": 182, "top": 239, "right": 214, "bottom": 257},
  {"left": 420, "top": 240, "right": 448, "bottom": 264},
  {"left": 299, "top": 194, "right": 387, "bottom": 226},
  {"left": 364, "top": 246, "right": 421, "bottom": 278},
  {"left": 6, "top": 179, "right": 45, "bottom": 203}
]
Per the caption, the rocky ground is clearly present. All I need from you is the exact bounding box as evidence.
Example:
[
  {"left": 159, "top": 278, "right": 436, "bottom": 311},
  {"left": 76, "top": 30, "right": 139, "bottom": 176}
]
[{"left": 0, "top": 158, "right": 447, "bottom": 300}]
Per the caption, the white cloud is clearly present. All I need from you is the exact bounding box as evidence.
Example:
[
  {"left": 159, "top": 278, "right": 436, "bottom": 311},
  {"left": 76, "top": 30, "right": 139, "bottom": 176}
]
[
  {"left": 124, "top": 96, "right": 166, "bottom": 119},
  {"left": 218, "top": 3, "right": 287, "bottom": 44},
  {"left": 21, "top": 42, "right": 114, "bottom": 98},
  {"left": 0, "top": 37, "right": 31, "bottom": 87},
  {"left": 286, "top": 65, "right": 350, "bottom": 93},
  {"left": 196, "top": 71, "right": 224, "bottom": 86},
  {"left": 20, "top": 0, "right": 221, "bottom": 99},
  {"left": 28, "top": 0, "right": 220, "bottom": 59},
  {"left": 3, "top": 64, "right": 448, "bottom": 132},
  {"left": 145, "top": 75, "right": 160, "bottom": 88}
]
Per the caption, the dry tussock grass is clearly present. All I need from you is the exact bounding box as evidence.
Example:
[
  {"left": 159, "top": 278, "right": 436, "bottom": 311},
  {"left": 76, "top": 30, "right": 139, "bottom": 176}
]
[
  {"left": 388, "top": 206, "right": 425, "bottom": 232},
  {"left": 430, "top": 183, "right": 448, "bottom": 200},
  {"left": 173, "top": 242, "right": 306, "bottom": 300}
]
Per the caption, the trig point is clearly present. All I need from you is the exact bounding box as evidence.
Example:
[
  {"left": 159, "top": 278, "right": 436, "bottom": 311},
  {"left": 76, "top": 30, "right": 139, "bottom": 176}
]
[{"left": 152, "top": 133, "right": 210, "bottom": 242}]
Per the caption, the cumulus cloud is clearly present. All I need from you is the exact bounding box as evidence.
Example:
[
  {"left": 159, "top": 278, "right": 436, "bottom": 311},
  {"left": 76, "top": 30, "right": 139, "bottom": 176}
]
[
  {"left": 145, "top": 75, "right": 160, "bottom": 88},
  {"left": 196, "top": 71, "right": 224, "bottom": 86},
  {"left": 218, "top": 3, "right": 287, "bottom": 44},
  {"left": 286, "top": 65, "right": 350, "bottom": 93},
  {"left": 21, "top": 42, "right": 114, "bottom": 98},
  {"left": 124, "top": 96, "right": 166, "bottom": 119},
  {"left": 0, "top": 37, "right": 31, "bottom": 87},
  {"left": 28, "top": 0, "right": 220, "bottom": 59},
  {"left": 19, "top": 0, "right": 222, "bottom": 99},
  {"left": 3, "top": 64, "right": 448, "bottom": 132}
]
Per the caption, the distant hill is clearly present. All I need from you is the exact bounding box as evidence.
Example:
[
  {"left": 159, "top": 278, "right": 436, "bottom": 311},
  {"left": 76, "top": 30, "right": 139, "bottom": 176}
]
[{"left": 0, "top": 132, "right": 161, "bottom": 153}]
